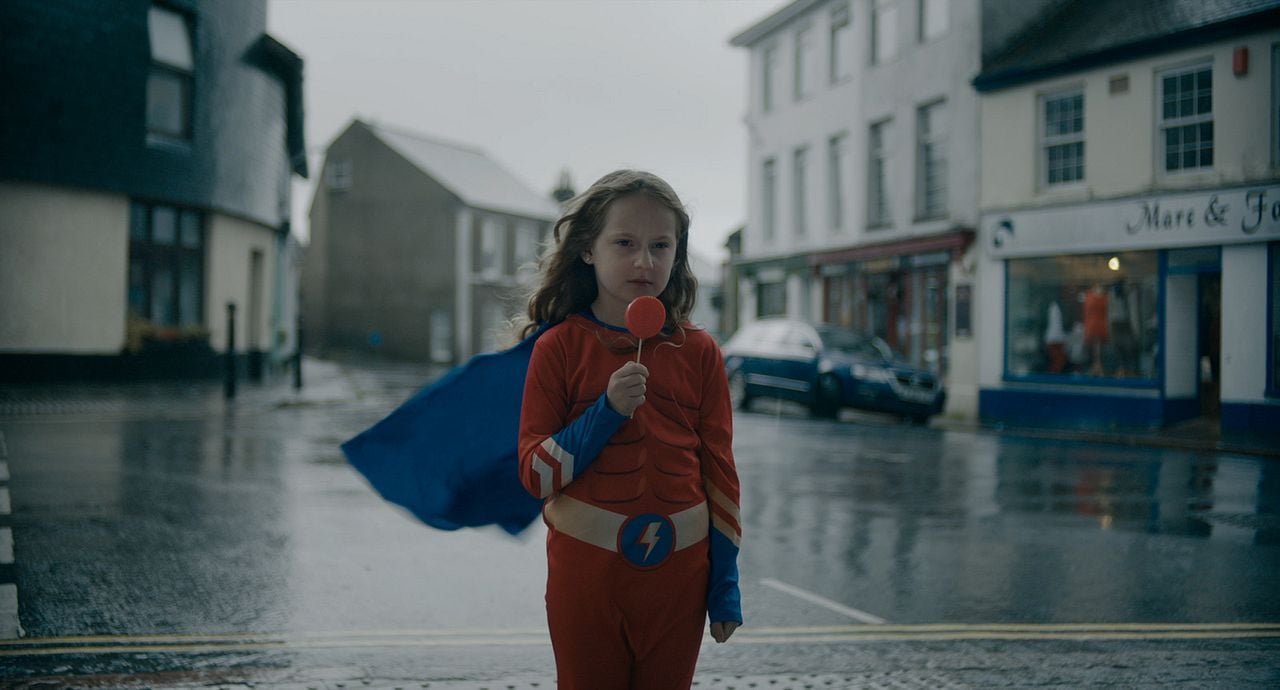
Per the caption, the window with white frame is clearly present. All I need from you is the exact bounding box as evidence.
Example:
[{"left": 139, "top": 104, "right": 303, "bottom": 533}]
[
  {"left": 916, "top": 100, "right": 948, "bottom": 219},
  {"left": 478, "top": 217, "right": 501, "bottom": 276},
  {"left": 830, "top": 3, "right": 852, "bottom": 83},
  {"left": 918, "top": 0, "right": 948, "bottom": 42},
  {"left": 868, "top": 119, "right": 892, "bottom": 227},
  {"left": 828, "top": 133, "right": 849, "bottom": 232},
  {"left": 1042, "top": 89, "right": 1084, "bottom": 185},
  {"left": 1159, "top": 63, "right": 1213, "bottom": 172},
  {"left": 326, "top": 159, "right": 352, "bottom": 191},
  {"left": 793, "top": 147, "right": 808, "bottom": 237},
  {"left": 147, "top": 4, "right": 195, "bottom": 140},
  {"left": 871, "top": 0, "right": 898, "bottom": 65},
  {"left": 757, "top": 281, "right": 786, "bottom": 318},
  {"left": 513, "top": 222, "right": 538, "bottom": 273},
  {"left": 763, "top": 158, "right": 777, "bottom": 242},
  {"left": 762, "top": 43, "right": 779, "bottom": 112},
  {"left": 795, "top": 23, "right": 815, "bottom": 101},
  {"left": 430, "top": 309, "right": 452, "bottom": 364}
]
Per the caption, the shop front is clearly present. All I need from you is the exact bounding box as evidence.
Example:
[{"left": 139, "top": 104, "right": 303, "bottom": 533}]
[
  {"left": 980, "top": 184, "right": 1280, "bottom": 432},
  {"left": 811, "top": 230, "right": 972, "bottom": 376}
]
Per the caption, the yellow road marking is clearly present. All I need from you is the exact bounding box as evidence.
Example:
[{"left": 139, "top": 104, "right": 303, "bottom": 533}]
[{"left": 3, "top": 623, "right": 1280, "bottom": 657}]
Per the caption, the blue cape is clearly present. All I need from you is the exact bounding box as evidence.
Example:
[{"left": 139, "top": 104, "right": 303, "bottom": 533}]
[{"left": 341, "top": 326, "right": 547, "bottom": 536}]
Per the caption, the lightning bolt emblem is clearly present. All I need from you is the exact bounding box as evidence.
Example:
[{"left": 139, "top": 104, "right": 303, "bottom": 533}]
[{"left": 638, "top": 522, "right": 662, "bottom": 562}]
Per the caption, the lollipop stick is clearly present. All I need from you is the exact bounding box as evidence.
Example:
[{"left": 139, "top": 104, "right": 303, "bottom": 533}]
[{"left": 635, "top": 338, "right": 643, "bottom": 364}]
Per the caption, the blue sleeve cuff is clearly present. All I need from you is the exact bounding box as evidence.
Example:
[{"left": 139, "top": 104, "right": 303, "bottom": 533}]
[
  {"left": 707, "top": 529, "right": 743, "bottom": 624},
  {"left": 548, "top": 393, "right": 626, "bottom": 482}
]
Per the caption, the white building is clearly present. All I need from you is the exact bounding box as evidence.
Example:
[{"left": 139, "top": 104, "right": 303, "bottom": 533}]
[
  {"left": 731, "top": 0, "right": 998, "bottom": 418},
  {"left": 974, "top": 0, "right": 1280, "bottom": 432}
]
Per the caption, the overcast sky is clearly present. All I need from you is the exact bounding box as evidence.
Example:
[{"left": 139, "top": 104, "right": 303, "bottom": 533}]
[{"left": 266, "top": 0, "right": 781, "bottom": 263}]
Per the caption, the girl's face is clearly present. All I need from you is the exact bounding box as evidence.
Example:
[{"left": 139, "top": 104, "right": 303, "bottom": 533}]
[{"left": 582, "top": 193, "right": 678, "bottom": 327}]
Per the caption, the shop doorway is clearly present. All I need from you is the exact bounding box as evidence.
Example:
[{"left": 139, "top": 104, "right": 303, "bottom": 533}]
[{"left": 1197, "top": 272, "right": 1221, "bottom": 418}]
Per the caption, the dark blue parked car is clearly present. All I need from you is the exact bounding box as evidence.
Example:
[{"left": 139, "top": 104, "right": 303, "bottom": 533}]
[{"left": 722, "top": 318, "right": 945, "bottom": 423}]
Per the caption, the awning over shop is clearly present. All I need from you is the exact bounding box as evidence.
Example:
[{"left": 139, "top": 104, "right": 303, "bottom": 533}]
[{"left": 808, "top": 228, "right": 974, "bottom": 267}]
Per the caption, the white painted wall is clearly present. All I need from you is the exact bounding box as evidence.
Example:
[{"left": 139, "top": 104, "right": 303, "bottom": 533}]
[
  {"left": 976, "top": 243, "right": 1006, "bottom": 389},
  {"left": 981, "top": 30, "right": 1280, "bottom": 211},
  {"left": 1220, "top": 243, "right": 1269, "bottom": 402},
  {"left": 743, "top": 0, "right": 982, "bottom": 264},
  {"left": 1163, "top": 274, "right": 1198, "bottom": 399},
  {"left": 206, "top": 214, "right": 277, "bottom": 354},
  {"left": 0, "top": 182, "right": 128, "bottom": 353}
]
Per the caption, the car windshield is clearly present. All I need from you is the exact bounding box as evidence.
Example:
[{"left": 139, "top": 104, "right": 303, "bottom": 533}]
[{"left": 817, "top": 328, "right": 895, "bottom": 362}]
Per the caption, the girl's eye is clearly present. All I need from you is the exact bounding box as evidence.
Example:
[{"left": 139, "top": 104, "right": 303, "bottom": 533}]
[
  {"left": 615, "top": 239, "right": 633, "bottom": 247},
  {"left": 653, "top": 242, "right": 672, "bottom": 250}
]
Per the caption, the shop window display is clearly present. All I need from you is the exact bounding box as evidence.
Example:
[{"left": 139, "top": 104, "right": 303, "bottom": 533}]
[{"left": 1007, "top": 252, "right": 1158, "bottom": 380}]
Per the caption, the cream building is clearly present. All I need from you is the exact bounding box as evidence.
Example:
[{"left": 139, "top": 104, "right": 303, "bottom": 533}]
[{"left": 974, "top": 0, "right": 1280, "bottom": 432}]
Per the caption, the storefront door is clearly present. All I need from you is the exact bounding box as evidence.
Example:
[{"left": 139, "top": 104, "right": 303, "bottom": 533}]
[{"left": 1198, "top": 272, "right": 1221, "bottom": 418}]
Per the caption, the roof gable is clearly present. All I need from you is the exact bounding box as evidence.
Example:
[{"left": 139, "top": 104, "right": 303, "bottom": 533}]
[{"left": 363, "top": 121, "right": 560, "bottom": 221}]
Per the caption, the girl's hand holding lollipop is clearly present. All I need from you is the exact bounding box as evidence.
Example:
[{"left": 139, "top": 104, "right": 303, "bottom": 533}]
[{"left": 606, "top": 297, "right": 665, "bottom": 417}]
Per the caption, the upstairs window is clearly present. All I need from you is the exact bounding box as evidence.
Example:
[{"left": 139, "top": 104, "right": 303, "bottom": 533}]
[
  {"left": 795, "top": 23, "right": 815, "bottom": 101},
  {"left": 828, "top": 133, "right": 849, "bottom": 232},
  {"left": 793, "top": 146, "right": 809, "bottom": 237},
  {"left": 147, "top": 4, "right": 194, "bottom": 141},
  {"left": 868, "top": 119, "right": 892, "bottom": 227},
  {"left": 1042, "top": 89, "right": 1085, "bottom": 185},
  {"left": 326, "top": 160, "right": 352, "bottom": 191},
  {"left": 919, "top": 0, "right": 949, "bottom": 42},
  {"left": 829, "top": 3, "right": 852, "bottom": 83},
  {"left": 762, "top": 158, "right": 778, "bottom": 243},
  {"left": 871, "top": 0, "right": 898, "bottom": 65},
  {"left": 1159, "top": 63, "right": 1213, "bottom": 172},
  {"left": 916, "top": 100, "right": 948, "bottom": 220},
  {"left": 762, "top": 43, "right": 780, "bottom": 112}
]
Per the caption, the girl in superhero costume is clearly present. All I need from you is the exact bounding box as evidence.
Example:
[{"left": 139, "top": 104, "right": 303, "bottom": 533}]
[{"left": 516, "top": 170, "right": 743, "bottom": 689}]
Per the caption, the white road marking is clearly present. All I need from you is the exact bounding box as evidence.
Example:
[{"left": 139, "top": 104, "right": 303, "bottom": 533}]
[
  {"left": 0, "top": 527, "right": 11, "bottom": 564},
  {"left": 760, "top": 577, "right": 887, "bottom": 624},
  {"left": 0, "top": 584, "right": 19, "bottom": 640},
  {"left": 0, "top": 487, "right": 9, "bottom": 516},
  {"left": 4, "top": 622, "right": 1280, "bottom": 656}
]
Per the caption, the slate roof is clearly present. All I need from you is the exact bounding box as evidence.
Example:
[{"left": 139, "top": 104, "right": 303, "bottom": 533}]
[
  {"left": 976, "top": 0, "right": 1280, "bottom": 91},
  {"left": 365, "top": 122, "right": 560, "bottom": 221}
]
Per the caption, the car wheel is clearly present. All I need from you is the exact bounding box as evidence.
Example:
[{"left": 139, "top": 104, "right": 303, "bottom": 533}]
[
  {"left": 810, "top": 374, "right": 841, "bottom": 419},
  {"left": 728, "top": 370, "right": 751, "bottom": 411}
]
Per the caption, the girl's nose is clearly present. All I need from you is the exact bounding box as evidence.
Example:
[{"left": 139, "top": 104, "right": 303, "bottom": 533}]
[{"left": 635, "top": 250, "right": 654, "bottom": 268}]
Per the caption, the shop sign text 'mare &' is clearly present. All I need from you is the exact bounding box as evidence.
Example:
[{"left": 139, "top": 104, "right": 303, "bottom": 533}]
[{"left": 987, "top": 185, "right": 1280, "bottom": 257}]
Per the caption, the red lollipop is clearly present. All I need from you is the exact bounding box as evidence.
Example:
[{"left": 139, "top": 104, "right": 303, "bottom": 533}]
[{"left": 626, "top": 296, "right": 666, "bottom": 362}]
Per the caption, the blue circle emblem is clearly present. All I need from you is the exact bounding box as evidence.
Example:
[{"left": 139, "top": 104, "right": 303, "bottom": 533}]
[{"left": 618, "top": 513, "right": 675, "bottom": 569}]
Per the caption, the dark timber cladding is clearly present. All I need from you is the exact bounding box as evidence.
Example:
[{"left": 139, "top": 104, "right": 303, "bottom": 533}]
[{"left": 0, "top": 0, "right": 307, "bottom": 227}]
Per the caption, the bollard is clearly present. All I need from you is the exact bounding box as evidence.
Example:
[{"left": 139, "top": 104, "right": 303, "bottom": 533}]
[
  {"left": 293, "top": 313, "right": 303, "bottom": 391},
  {"left": 225, "top": 302, "right": 237, "bottom": 399}
]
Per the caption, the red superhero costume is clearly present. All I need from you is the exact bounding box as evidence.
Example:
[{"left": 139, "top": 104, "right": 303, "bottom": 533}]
[{"left": 518, "top": 313, "right": 742, "bottom": 690}]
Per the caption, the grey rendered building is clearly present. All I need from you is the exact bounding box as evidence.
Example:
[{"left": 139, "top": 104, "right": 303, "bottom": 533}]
[
  {"left": 0, "top": 0, "right": 307, "bottom": 381},
  {"left": 305, "top": 120, "right": 560, "bottom": 364}
]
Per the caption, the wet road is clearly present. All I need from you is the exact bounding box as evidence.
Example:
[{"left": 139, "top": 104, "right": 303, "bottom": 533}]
[{"left": 1, "top": 361, "right": 1278, "bottom": 688}]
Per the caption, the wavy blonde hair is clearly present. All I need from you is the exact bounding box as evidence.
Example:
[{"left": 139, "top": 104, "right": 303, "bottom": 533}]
[{"left": 519, "top": 170, "right": 696, "bottom": 339}]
